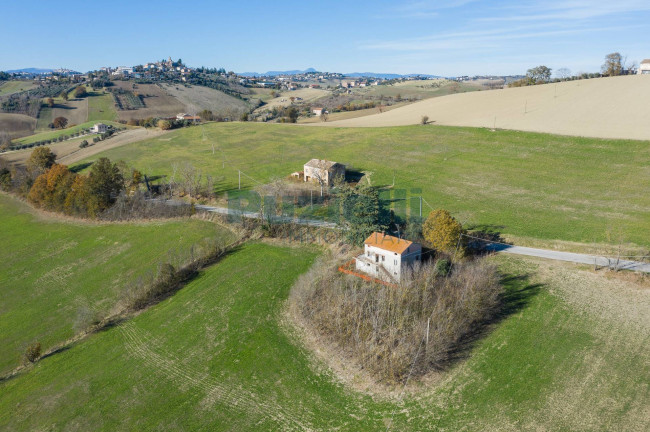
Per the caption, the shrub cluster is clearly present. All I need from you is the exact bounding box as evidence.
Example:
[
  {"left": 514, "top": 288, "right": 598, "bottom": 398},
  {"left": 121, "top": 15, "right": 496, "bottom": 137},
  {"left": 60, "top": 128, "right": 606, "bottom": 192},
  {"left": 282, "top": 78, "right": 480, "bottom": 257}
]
[
  {"left": 27, "top": 157, "right": 125, "bottom": 217},
  {"left": 290, "top": 256, "right": 502, "bottom": 384},
  {"left": 100, "top": 191, "right": 193, "bottom": 221},
  {"left": 120, "top": 237, "right": 230, "bottom": 310}
]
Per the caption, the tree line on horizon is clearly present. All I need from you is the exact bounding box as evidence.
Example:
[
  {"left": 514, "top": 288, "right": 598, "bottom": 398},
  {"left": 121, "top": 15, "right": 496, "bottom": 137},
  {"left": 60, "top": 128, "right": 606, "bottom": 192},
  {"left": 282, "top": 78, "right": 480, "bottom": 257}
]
[{"left": 510, "top": 52, "right": 634, "bottom": 87}]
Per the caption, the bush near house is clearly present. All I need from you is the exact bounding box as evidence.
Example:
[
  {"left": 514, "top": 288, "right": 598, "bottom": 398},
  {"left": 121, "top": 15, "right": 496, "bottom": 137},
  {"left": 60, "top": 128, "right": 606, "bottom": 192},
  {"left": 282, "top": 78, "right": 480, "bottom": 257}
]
[{"left": 290, "top": 254, "right": 502, "bottom": 384}]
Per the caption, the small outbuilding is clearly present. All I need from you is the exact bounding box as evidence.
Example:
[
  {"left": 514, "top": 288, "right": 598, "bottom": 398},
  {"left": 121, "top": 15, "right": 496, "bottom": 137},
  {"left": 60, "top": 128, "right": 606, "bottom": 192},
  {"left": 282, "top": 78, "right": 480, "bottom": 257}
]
[
  {"left": 355, "top": 232, "right": 422, "bottom": 283},
  {"left": 312, "top": 107, "right": 324, "bottom": 116},
  {"left": 91, "top": 123, "right": 108, "bottom": 133}
]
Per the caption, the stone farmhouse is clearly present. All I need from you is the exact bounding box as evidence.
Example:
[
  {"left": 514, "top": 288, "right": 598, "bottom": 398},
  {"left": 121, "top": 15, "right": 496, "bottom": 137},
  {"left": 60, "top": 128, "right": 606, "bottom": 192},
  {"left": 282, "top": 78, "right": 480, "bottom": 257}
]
[
  {"left": 355, "top": 232, "right": 422, "bottom": 283},
  {"left": 303, "top": 159, "right": 345, "bottom": 186}
]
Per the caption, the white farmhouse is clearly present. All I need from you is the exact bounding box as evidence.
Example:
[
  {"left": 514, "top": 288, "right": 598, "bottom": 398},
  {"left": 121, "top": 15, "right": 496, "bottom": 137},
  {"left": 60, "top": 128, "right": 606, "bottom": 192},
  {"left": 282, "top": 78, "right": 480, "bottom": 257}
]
[
  {"left": 312, "top": 107, "right": 324, "bottom": 116},
  {"left": 355, "top": 232, "right": 422, "bottom": 283},
  {"left": 638, "top": 59, "right": 650, "bottom": 75},
  {"left": 91, "top": 123, "right": 108, "bottom": 133},
  {"left": 303, "top": 159, "right": 345, "bottom": 186}
]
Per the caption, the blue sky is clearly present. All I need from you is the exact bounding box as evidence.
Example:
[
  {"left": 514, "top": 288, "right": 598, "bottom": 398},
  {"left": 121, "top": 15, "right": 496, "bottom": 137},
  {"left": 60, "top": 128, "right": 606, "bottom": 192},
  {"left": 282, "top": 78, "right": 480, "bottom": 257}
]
[{"left": 2, "top": 0, "right": 649, "bottom": 76}]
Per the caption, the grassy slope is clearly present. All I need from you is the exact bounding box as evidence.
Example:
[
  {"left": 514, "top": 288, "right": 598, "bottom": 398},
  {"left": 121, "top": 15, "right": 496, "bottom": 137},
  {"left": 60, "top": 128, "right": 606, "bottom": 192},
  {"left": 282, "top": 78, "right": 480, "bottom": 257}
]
[
  {"left": 0, "top": 245, "right": 647, "bottom": 430},
  {"left": 15, "top": 120, "right": 124, "bottom": 145},
  {"left": 74, "top": 122, "right": 650, "bottom": 247},
  {"left": 354, "top": 79, "right": 482, "bottom": 100},
  {"left": 0, "top": 194, "right": 236, "bottom": 375},
  {"left": 34, "top": 106, "right": 53, "bottom": 132},
  {"left": 160, "top": 83, "right": 249, "bottom": 117},
  {"left": 0, "top": 81, "right": 36, "bottom": 96},
  {"left": 87, "top": 89, "right": 117, "bottom": 122},
  {"left": 0, "top": 113, "right": 36, "bottom": 139}
]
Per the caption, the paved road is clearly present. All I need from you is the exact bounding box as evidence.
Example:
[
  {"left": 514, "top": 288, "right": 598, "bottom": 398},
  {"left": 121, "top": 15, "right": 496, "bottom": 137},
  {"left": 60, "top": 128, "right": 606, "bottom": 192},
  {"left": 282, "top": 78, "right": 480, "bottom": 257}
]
[
  {"left": 487, "top": 243, "right": 650, "bottom": 273},
  {"left": 179, "top": 201, "right": 338, "bottom": 229},
  {"left": 163, "top": 200, "right": 650, "bottom": 273}
]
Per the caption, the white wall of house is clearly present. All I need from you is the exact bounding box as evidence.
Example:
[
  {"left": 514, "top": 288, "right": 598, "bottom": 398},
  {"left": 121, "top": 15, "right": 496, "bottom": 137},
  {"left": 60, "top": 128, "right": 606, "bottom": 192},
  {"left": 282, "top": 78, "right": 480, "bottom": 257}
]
[
  {"left": 91, "top": 123, "right": 107, "bottom": 133},
  {"left": 355, "top": 243, "right": 422, "bottom": 282},
  {"left": 638, "top": 63, "right": 650, "bottom": 74}
]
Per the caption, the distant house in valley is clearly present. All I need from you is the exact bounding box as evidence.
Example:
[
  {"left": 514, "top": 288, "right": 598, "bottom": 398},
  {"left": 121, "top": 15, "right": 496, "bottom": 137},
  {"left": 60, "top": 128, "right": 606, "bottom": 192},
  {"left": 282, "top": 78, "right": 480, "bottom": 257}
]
[
  {"left": 176, "top": 113, "right": 201, "bottom": 122},
  {"left": 355, "top": 232, "right": 422, "bottom": 283},
  {"left": 303, "top": 159, "right": 345, "bottom": 186},
  {"left": 91, "top": 123, "right": 108, "bottom": 133},
  {"left": 312, "top": 107, "right": 324, "bottom": 116},
  {"left": 638, "top": 59, "right": 650, "bottom": 75}
]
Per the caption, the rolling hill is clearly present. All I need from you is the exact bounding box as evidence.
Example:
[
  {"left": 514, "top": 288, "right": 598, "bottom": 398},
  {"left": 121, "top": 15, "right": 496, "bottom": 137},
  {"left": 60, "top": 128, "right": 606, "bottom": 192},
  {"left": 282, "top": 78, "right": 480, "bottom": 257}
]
[
  {"left": 71, "top": 122, "right": 650, "bottom": 248},
  {"left": 0, "top": 113, "right": 36, "bottom": 139},
  {"left": 1, "top": 240, "right": 648, "bottom": 430},
  {"left": 317, "top": 75, "right": 650, "bottom": 140},
  {"left": 0, "top": 194, "right": 236, "bottom": 376}
]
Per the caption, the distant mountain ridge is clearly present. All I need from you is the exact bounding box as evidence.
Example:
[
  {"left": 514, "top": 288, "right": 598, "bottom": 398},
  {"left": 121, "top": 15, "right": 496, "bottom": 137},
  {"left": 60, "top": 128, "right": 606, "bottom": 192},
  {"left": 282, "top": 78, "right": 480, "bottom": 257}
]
[{"left": 5, "top": 68, "right": 54, "bottom": 74}]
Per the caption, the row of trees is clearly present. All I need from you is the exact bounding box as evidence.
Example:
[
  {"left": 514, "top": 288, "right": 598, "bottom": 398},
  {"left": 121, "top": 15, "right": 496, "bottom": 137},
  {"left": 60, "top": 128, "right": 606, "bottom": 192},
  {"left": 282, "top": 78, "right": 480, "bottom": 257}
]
[
  {"left": 511, "top": 52, "right": 636, "bottom": 88},
  {"left": 0, "top": 147, "right": 130, "bottom": 218}
]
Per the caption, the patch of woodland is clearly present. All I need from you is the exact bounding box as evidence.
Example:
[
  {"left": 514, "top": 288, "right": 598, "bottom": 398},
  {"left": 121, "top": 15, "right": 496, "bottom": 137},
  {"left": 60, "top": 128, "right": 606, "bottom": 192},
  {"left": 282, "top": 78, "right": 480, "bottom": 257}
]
[{"left": 289, "top": 253, "right": 503, "bottom": 385}]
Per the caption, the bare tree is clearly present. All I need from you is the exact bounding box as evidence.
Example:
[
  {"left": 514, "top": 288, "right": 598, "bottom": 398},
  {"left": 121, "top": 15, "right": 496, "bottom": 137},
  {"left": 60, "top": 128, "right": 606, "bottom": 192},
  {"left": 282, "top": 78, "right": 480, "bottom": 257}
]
[
  {"left": 311, "top": 169, "right": 327, "bottom": 197},
  {"left": 0, "top": 131, "right": 11, "bottom": 151},
  {"left": 320, "top": 111, "right": 328, "bottom": 122},
  {"left": 556, "top": 67, "right": 572, "bottom": 79},
  {"left": 602, "top": 52, "right": 623, "bottom": 76}
]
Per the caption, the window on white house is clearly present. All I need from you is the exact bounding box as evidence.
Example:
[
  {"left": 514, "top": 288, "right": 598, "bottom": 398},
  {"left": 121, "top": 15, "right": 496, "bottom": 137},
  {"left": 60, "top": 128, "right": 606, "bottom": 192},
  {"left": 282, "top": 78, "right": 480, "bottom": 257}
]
[
  {"left": 382, "top": 255, "right": 385, "bottom": 262},
  {"left": 394, "top": 259, "right": 397, "bottom": 265}
]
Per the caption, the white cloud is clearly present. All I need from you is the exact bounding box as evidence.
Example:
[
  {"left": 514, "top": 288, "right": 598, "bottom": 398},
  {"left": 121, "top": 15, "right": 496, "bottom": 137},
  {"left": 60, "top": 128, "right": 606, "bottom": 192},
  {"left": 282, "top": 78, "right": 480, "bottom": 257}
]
[
  {"left": 379, "top": 0, "right": 481, "bottom": 19},
  {"left": 359, "top": 24, "right": 631, "bottom": 52},
  {"left": 477, "top": 0, "right": 650, "bottom": 22}
]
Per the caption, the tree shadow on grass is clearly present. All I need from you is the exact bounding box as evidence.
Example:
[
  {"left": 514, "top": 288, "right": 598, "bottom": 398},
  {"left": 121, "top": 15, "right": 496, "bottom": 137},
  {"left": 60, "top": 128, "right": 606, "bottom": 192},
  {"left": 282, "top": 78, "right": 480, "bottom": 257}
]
[
  {"left": 69, "top": 162, "right": 93, "bottom": 173},
  {"left": 466, "top": 224, "right": 511, "bottom": 254},
  {"left": 437, "top": 272, "right": 544, "bottom": 369}
]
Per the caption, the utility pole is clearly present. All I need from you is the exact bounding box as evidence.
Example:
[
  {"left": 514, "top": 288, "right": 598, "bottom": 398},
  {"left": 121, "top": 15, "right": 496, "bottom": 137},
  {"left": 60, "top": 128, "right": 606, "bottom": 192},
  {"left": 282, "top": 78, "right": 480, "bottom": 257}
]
[
  {"left": 238, "top": 170, "right": 241, "bottom": 190},
  {"left": 419, "top": 196, "right": 422, "bottom": 218}
]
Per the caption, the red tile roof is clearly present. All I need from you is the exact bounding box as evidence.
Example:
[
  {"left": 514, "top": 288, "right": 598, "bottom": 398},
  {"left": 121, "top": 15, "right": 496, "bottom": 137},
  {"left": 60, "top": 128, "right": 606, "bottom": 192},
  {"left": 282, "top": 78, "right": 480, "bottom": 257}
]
[{"left": 364, "top": 232, "right": 413, "bottom": 254}]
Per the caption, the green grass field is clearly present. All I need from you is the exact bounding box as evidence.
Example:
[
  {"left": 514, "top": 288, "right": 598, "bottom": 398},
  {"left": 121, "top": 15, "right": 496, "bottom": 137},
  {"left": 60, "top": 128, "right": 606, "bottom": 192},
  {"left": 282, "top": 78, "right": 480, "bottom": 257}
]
[
  {"left": 1, "top": 241, "right": 646, "bottom": 430},
  {"left": 87, "top": 89, "right": 117, "bottom": 122},
  {"left": 15, "top": 120, "right": 124, "bottom": 145},
  {"left": 0, "top": 194, "right": 237, "bottom": 375},
  {"left": 73, "top": 122, "right": 650, "bottom": 247},
  {"left": 354, "top": 79, "right": 483, "bottom": 100},
  {"left": 0, "top": 81, "right": 36, "bottom": 96},
  {"left": 34, "top": 105, "right": 53, "bottom": 132}
]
